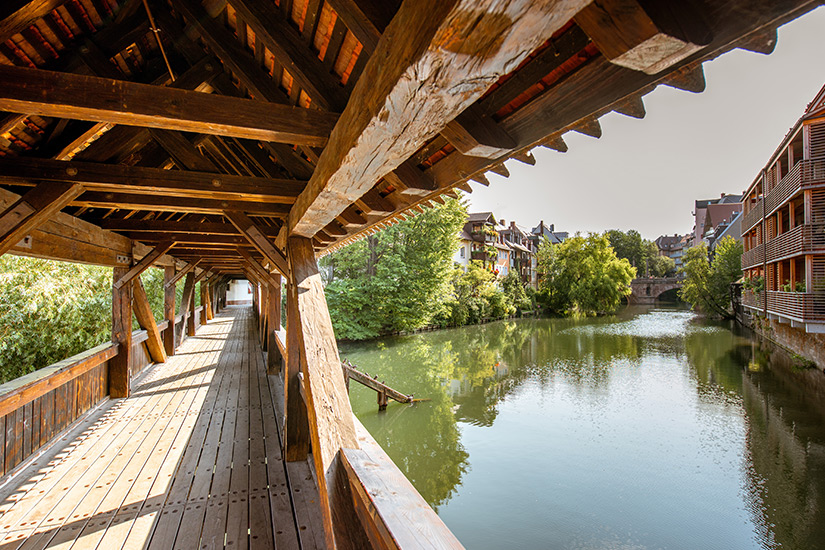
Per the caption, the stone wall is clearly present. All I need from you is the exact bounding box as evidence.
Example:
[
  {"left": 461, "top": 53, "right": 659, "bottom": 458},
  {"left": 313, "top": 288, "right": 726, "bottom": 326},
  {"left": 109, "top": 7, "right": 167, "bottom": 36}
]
[{"left": 746, "top": 313, "right": 825, "bottom": 370}]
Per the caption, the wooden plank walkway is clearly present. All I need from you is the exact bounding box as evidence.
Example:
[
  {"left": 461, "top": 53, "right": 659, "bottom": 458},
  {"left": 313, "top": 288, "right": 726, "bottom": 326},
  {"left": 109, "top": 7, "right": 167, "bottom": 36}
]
[{"left": 0, "top": 308, "right": 325, "bottom": 550}]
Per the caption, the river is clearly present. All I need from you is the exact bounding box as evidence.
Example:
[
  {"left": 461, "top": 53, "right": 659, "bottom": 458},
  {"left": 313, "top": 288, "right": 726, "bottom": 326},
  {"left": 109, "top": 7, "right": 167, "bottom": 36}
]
[{"left": 340, "top": 305, "right": 825, "bottom": 550}]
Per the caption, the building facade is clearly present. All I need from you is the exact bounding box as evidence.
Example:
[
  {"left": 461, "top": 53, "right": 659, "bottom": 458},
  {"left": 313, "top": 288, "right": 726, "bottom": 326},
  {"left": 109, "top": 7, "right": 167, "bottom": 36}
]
[{"left": 741, "top": 85, "right": 825, "bottom": 342}]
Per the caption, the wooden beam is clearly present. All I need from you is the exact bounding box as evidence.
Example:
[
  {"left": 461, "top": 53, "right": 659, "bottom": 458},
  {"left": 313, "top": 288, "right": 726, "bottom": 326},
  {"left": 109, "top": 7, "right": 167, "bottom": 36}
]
[
  {"left": 225, "top": 211, "right": 289, "bottom": 276},
  {"left": 164, "top": 260, "right": 202, "bottom": 288},
  {"left": 0, "top": 1, "right": 64, "bottom": 44},
  {"left": 148, "top": 129, "right": 219, "bottom": 172},
  {"left": 0, "top": 186, "right": 133, "bottom": 266},
  {"left": 574, "top": 0, "right": 712, "bottom": 75},
  {"left": 288, "top": 0, "right": 589, "bottom": 237},
  {"left": 163, "top": 265, "right": 177, "bottom": 356},
  {"left": 113, "top": 240, "right": 175, "bottom": 290},
  {"left": 0, "top": 181, "right": 84, "bottom": 256},
  {"left": 169, "top": 0, "right": 292, "bottom": 106},
  {"left": 237, "top": 247, "right": 280, "bottom": 288},
  {"left": 74, "top": 192, "right": 291, "bottom": 216},
  {"left": 324, "top": 0, "right": 394, "bottom": 55},
  {"left": 0, "top": 157, "right": 305, "bottom": 203},
  {"left": 441, "top": 106, "right": 517, "bottom": 158},
  {"left": 132, "top": 276, "right": 168, "bottom": 364},
  {"left": 97, "top": 219, "right": 277, "bottom": 236},
  {"left": 111, "top": 266, "right": 132, "bottom": 398},
  {"left": 0, "top": 65, "right": 338, "bottom": 146},
  {"left": 384, "top": 159, "right": 438, "bottom": 197},
  {"left": 177, "top": 272, "right": 196, "bottom": 346},
  {"left": 287, "top": 236, "right": 358, "bottom": 547},
  {"left": 227, "top": 0, "right": 348, "bottom": 111}
]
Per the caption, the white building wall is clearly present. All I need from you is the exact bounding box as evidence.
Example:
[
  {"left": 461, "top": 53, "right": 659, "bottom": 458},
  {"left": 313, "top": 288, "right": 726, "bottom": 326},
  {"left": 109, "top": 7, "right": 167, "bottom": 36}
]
[
  {"left": 226, "top": 279, "right": 252, "bottom": 305},
  {"left": 453, "top": 240, "right": 471, "bottom": 270}
]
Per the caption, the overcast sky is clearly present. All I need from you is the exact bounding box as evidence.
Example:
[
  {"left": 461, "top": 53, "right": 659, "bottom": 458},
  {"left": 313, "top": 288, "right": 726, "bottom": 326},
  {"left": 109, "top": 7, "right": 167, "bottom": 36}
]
[{"left": 464, "top": 7, "right": 825, "bottom": 241}]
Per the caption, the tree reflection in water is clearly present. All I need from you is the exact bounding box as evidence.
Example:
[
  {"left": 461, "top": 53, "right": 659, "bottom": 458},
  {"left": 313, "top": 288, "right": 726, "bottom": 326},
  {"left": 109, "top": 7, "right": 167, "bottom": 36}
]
[{"left": 342, "top": 306, "right": 825, "bottom": 548}]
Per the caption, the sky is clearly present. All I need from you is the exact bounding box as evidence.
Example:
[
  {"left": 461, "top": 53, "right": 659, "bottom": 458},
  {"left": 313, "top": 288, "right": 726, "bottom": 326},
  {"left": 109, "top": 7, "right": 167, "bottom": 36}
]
[{"left": 464, "top": 7, "right": 825, "bottom": 241}]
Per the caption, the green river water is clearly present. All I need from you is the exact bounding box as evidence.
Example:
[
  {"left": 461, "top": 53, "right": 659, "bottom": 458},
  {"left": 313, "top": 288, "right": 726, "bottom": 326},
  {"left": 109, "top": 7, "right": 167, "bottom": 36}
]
[{"left": 340, "top": 305, "right": 825, "bottom": 550}]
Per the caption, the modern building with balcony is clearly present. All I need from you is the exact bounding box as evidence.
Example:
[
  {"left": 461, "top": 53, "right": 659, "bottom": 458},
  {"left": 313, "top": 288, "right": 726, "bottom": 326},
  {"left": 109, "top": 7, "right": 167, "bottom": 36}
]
[{"left": 741, "top": 84, "right": 825, "bottom": 356}]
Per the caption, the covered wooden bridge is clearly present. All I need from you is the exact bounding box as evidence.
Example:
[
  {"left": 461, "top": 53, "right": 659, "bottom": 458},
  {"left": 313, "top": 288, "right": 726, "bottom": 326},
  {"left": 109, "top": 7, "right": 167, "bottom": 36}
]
[{"left": 0, "top": 0, "right": 817, "bottom": 547}]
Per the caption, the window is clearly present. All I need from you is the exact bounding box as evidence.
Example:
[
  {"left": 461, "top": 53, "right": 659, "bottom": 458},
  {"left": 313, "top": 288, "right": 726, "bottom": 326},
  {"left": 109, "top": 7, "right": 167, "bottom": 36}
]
[{"left": 459, "top": 247, "right": 465, "bottom": 258}]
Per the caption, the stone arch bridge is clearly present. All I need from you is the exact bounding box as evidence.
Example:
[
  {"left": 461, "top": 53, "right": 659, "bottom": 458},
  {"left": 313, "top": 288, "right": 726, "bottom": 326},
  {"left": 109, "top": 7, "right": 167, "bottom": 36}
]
[{"left": 628, "top": 278, "right": 683, "bottom": 304}]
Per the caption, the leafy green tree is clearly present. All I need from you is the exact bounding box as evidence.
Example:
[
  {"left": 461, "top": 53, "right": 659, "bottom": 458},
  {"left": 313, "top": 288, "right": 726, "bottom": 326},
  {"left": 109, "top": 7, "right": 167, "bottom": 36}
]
[
  {"left": 0, "top": 256, "right": 112, "bottom": 382},
  {"left": 500, "top": 271, "right": 531, "bottom": 312},
  {"left": 650, "top": 255, "right": 676, "bottom": 278},
  {"left": 436, "top": 261, "right": 515, "bottom": 327},
  {"left": 606, "top": 229, "right": 660, "bottom": 277},
  {"left": 322, "top": 198, "right": 467, "bottom": 339},
  {"left": 536, "top": 233, "right": 635, "bottom": 315},
  {"left": 678, "top": 237, "right": 743, "bottom": 319}
]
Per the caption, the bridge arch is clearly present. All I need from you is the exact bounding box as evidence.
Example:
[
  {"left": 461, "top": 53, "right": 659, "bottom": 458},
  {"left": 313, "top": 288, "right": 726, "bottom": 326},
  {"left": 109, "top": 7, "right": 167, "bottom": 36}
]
[{"left": 628, "top": 278, "right": 683, "bottom": 304}]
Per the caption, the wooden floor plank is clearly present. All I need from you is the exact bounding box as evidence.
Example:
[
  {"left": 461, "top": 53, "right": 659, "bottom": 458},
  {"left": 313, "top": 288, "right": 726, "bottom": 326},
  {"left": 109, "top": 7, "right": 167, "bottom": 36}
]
[{"left": 0, "top": 309, "right": 313, "bottom": 550}]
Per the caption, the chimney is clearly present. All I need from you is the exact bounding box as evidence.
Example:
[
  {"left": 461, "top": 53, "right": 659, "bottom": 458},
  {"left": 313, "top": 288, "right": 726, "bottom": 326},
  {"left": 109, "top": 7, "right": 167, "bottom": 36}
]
[
  {"left": 721, "top": 193, "right": 725, "bottom": 198},
  {"left": 549, "top": 224, "right": 554, "bottom": 232},
  {"left": 500, "top": 219, "right": 505, "bottom": 226}
]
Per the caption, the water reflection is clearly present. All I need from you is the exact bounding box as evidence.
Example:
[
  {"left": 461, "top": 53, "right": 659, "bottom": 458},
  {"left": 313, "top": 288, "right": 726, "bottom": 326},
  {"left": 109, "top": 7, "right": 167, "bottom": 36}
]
[{"left": 341, "top": 306, "right": 825, "bottom": 549}]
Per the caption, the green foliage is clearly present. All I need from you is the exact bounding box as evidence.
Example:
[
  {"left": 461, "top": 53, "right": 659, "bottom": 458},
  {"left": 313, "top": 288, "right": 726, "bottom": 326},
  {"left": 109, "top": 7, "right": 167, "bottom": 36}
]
[
  {"left": 678, "top": 237, "right": 743, "bottom": 319},
  {"left": 500, "top": 270, "right": 531, "bottom": 312},
  {"left": 0, "top": 256, "right": 112, "bottom": 383},
  {"left": 322, "top": 198, "right": 468, "bottom": 339},
  {"left": 650, "top": 255, "right": 676, "bottom": 278},
  {"left": 606, "top": 229, "right": 665, "bottom": 277},
  {"left": 435, "top": 261, "right": 516, "bottom": 327},
  {"left": 0, "top": 256, "right": 171, "bottom": 383},
  {"left": 536, "top": 233, "right": 635, "bottom": 316}
]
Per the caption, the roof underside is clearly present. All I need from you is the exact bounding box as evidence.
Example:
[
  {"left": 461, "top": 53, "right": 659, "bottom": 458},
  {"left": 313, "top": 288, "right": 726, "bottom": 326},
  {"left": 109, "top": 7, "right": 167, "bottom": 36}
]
[{"left": 0, "top": 0, "right": 818, "bottom": 281}]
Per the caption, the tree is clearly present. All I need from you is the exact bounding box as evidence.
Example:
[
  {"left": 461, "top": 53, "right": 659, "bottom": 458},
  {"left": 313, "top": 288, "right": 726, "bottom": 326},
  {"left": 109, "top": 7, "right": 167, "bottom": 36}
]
[
  {"left": 436, "top": 261, "right": 515, "bottom": 327},
  {"left": 679, "top": 237, "right": 743, "bottom": 319},
  {"left": 650, "top": 255, "right": 676, "bottom": 278},
  {"left": 606, "top": 229, "right": 660, "bottom": 277},
  {"left": 322, "top": 198, "right": 468, "bottom": 339},
  {"left": 536, "top": 233, "right": 636, "bottom": 315}
]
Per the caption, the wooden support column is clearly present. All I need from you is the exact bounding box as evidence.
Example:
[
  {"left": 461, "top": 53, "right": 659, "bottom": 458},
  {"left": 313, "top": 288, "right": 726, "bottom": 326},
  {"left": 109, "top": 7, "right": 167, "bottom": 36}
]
[
  {"left": 0, "top": 181, "right": 84, "bottom": 256},
  {"left": 284, "top": 281, "right": 309, "bottom": 462},
  {"left": 287, "top": 236, "right": 362, "bottom": 548},
  {"left": 163, "top": 266, "right": 177, "bottom": 356},
  {"left": 178, "top": 273, "right": 196, "bottom": 346},
  {"left": 110, "top": 266, "right": 133, "bottom": 398},
  {"left": 260, "top": 283, "right": 268, "bottom": 350},
  {"left": 133, "top": 276, "right": 167, "bottom": 364},
  {"left": 200, "top": 281, "right": 208, "bottom": 326},
  {"left": 188, "top": 283, "right": 197, "bottom": 337},
  {"left": 267, "top": 278, "right": 283, "bottom": 375}
]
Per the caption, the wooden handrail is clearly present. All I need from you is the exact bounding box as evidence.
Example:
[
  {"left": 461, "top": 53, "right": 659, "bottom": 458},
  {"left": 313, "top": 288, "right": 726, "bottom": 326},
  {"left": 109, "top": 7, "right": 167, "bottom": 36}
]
[
  {"left": 0, "top": 342, "right": 118, "bottom": 417},
  {"left": 157, "top": 320, "right": 170, "bottom": 332},
  {"left": 342, "top": 418, "right": 465, "bottom": 550},
  {"left": 132, "top": 329, "right": 149, "bottom": 345}
]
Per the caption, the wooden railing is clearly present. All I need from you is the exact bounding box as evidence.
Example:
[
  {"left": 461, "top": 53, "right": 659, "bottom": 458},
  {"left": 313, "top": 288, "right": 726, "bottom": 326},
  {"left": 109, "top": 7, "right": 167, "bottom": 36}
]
[
  {"left": 766, "top": 291, "right": 825, "bottom": 322},
  {"left": 0, "top": 322, "right": 173, "bottom": 479},
  {"left": 742, "top": 159, "right": 825, "bottom": 233},
  {"left": 741, "top": 243, "right": 764, "bottom": 269},
  {"left": 343, "top": 418, "right": 465, "bottom": 550},
  {"left": 0, "top": 342, "right": 115, "bottom": 477}
]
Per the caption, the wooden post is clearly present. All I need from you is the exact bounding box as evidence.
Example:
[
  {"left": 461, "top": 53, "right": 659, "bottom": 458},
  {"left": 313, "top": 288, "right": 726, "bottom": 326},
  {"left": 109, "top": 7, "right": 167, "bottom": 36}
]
[
  {"left": 260, "top": 283, "right": 268, "bottom": 349},
  {"left": 187, "top": 283, "right": 196, "bottom": 337},
  {"left": 133, "top": 276, "right": 167, "bottom": 364},
  {"left": 284, "top": 281, "right": 309, "bottom": 462},
  {"left": 267, "top": 278, "right": 282, "bottom": 375},
  {"left": 199, "top": 281, "right": 208, "bottom": 326},
  {"left": 110, "top": 266, "right": 132, "bottom": 398},
  {"left": 163, "top": 266, "right": 176, "bottom": 356},
  {"left": 178, "top": 273, "right": 195, "bottom": 346},
  {"left": 205, "top": 281, "right": 214, "bottom": 320},
  {"left": 287, "top": 236, "right": 362, "bottom": 548}
]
